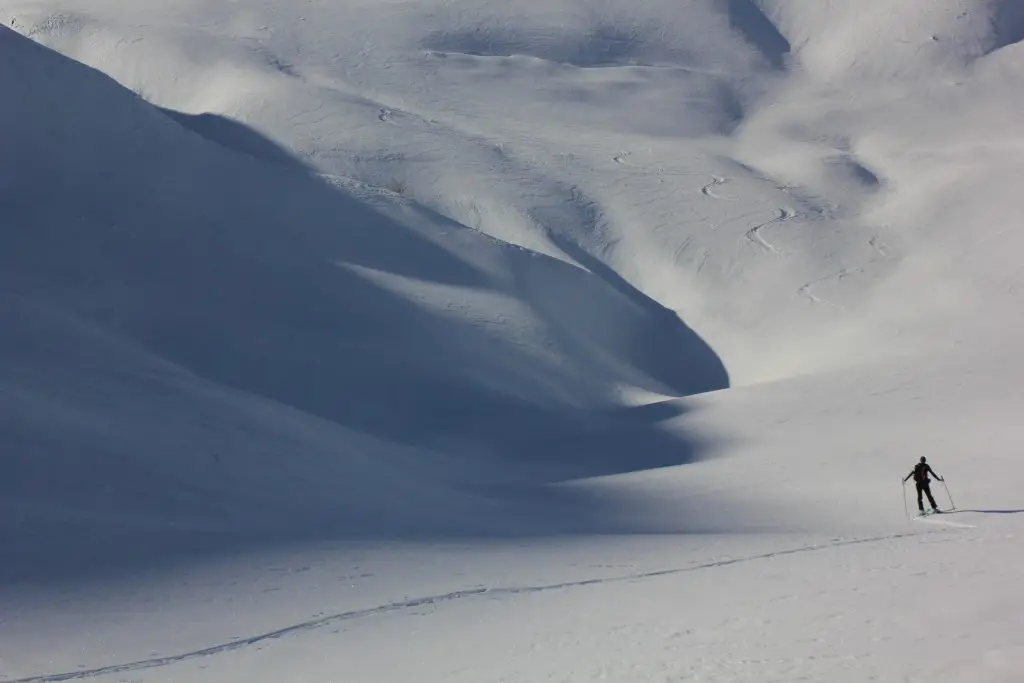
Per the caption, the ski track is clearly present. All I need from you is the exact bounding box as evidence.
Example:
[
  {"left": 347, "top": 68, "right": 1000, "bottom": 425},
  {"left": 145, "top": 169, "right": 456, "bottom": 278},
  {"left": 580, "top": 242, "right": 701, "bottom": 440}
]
[
  {"left": 910, "top": 515, "right": 977, "bottom": 529},
  {"left": 700, "top": 175, "right": 729, "bottom": 198},
  {"left": 745, "top": 207, "right": 794, "bottom": 255},
  {"left": 797, "top": 267, "right": 861, "bottom": 308},
  {"left": 6, "top": 531, "right": 943, "bottom": 683}
]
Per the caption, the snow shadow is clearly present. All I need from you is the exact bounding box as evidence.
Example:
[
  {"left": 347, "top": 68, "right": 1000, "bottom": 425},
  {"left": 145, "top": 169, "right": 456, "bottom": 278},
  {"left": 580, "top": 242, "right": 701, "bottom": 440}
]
[
  {"left": 158, "top": 109, "right": 312, "bottom": 172},
  {"left": 542, "top": 230, "right": 727, "bottom": 396},
  {"left": 991, "top": 0, "right": 1024, "bottom": 53},
  {"left": 725, "top": 0, "right": 790, "bottom": 70},
  {"left": 948, "top": 509, "right": 1024, "bottom": 515},
  {"left": 0, "top": 26, "right": 728, "bottom": 582}
]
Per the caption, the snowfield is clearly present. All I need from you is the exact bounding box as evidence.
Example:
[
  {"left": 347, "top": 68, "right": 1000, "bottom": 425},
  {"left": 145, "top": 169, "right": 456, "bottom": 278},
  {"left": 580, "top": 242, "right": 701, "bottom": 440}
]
[{"left": 2, "top": 0, "right": 1023, "bottom": 681}]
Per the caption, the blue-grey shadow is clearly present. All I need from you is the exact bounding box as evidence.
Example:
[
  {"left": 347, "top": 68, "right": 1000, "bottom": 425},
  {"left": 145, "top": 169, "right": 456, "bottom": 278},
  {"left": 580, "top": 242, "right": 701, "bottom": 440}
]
[
  {"left": 0, "top": 26, "right": 729, "bottom": 584},
  {"left": 159, "top": 108, "right": 312, "bottom": 172},
  {"left": 725, "top": 0, "right": 790, "bottom": 70},
  {"left": 992, "top": 1, "right": 1024, "bottom": 53}
]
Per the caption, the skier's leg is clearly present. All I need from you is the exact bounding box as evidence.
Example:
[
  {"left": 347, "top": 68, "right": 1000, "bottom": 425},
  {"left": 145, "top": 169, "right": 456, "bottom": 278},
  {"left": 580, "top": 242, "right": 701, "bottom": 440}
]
[
  {"left": 916, "top": 483, "right": 925, "bottom": 512},
  {"left": 925, "top": 484, "right": 939, "bottom": 511}
]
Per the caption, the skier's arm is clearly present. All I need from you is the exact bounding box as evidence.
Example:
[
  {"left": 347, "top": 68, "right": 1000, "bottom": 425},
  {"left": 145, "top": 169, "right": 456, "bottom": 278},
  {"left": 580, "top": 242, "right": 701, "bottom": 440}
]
[{"left": 928, "top": 465, "right": 943, "bottom": 482}]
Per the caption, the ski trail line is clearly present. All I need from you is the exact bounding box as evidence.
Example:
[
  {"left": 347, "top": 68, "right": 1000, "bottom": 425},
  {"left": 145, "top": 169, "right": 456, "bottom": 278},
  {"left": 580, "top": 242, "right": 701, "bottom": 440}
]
[
  {"left": 745, "top": 207, "right": 794, "bottom": 255},
  {"left": 911, "top": 515, "right": 976, "bottom": 529},
  {"left": 700, "top": 176, "right": 729, "bottom": 198},
  {"left": 797, "top": 267, "right": 861, "bottom": 308},
  {"left": 5, "top": 532, "right": 923, "bottom": 682}
]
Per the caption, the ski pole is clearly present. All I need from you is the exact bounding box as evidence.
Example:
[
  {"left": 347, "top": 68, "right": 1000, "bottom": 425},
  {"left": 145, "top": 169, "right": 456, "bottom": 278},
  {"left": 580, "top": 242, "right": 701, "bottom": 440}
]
[
  {"left": 942, "top": 479, "right": 956, "bottom": 510},
  {"left": 901, "top": 478, "right": 910, "bottom": 519}
]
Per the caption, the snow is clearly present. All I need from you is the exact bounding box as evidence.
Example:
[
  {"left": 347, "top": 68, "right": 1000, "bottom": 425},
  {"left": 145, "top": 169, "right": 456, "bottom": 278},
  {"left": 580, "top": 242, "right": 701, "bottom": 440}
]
[{"left": 2, "top": 0, "right": 1023, "bottom": 681}]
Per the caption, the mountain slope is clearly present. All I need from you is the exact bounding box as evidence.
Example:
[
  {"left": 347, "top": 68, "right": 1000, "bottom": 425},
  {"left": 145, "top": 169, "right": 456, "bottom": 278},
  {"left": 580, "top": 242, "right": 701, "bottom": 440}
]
[{"left": 0, "top": 22, "right": 729, "bottom": 574}]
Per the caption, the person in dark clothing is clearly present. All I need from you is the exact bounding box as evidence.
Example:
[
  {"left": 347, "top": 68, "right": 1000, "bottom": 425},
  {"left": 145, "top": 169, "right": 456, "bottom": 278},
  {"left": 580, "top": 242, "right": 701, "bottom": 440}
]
[{"left": 904, "top": 456, "right": 944, "bottom": 513}]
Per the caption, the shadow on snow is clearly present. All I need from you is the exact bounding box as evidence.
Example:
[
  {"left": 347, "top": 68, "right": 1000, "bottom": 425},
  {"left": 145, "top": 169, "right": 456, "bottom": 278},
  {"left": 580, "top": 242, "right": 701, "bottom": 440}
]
[{"left": 0, "top": 26, "right": 728, "bottom": 583}]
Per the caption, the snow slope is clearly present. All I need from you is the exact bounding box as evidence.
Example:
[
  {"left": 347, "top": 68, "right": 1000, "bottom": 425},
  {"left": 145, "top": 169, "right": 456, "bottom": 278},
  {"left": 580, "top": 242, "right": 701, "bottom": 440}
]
[
  {"left": 0, "top": 18, "right": 730, "bottom": 569},
  {"left": 2, "top": 0, "right": 1024, "bottom": 681}
]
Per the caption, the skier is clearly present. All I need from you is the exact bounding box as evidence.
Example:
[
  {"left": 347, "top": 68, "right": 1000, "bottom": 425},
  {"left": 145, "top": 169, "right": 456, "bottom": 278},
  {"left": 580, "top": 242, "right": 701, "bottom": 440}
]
[{"left": 904, "top": 456, "right": 943, "bottom": 514}]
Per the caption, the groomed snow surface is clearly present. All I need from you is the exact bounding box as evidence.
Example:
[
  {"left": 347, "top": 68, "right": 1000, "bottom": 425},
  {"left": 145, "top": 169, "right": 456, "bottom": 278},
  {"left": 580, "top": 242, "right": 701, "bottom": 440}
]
[{"left": 2, "top": 0, "right": 1024, "bottom": 681}]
